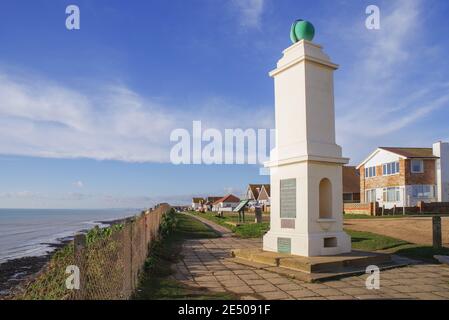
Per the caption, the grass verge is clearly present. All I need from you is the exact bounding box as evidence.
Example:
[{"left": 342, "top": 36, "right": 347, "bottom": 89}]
[
  {"left": 134, "top": 213, "right": 236, "bottom": 300},
  {"left": 346, "top": 229, "right": 449, "bottom": 263},
  {"left": 190, "top": 211, "right": 269, "bottom": 238},
  {"left": 346, "top": 229, "right": 408, "bottom": 251}
]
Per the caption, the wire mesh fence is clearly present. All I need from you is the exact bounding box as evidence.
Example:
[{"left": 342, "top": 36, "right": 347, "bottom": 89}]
[{"left": 15, "top": 204, "right": 170, "bottom": 300}]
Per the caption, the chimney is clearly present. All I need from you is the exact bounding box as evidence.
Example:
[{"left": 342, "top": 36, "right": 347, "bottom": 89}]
[{"left": 433, "top": 141, "right": 449, "bottom": 202}]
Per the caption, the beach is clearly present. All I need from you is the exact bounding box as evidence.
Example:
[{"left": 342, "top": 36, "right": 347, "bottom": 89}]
[{"left": 0, "top": 209, "right": 139, "bottom": 298}]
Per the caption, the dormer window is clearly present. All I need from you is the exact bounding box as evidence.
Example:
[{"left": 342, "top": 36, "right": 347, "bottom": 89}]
[{"left": 411, "top": 159, "right": 424, "bottom": 173}]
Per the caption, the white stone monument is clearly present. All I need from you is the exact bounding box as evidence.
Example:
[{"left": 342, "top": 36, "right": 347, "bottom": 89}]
[{"left": 263, "top": 20, "right": 351, "bottom": 257}]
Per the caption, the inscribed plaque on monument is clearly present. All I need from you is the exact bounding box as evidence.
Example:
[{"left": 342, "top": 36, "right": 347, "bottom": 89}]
[
  {"left": 277, "top": 237, "right": 292, "bottom": 254},
  {"left": 280, "top": 178, "right": 296, "bottom": 218}
]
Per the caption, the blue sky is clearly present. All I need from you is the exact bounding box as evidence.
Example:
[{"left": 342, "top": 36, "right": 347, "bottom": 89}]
[{"left": 0, "top": 0, "right": 448, "bottom": 208}]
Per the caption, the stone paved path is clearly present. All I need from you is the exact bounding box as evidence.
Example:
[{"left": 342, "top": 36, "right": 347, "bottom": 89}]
[{"left": 171, "top": 214, "right": 449, "bottom": 300}]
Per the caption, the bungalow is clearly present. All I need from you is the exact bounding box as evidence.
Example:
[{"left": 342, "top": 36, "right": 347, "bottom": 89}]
[
  {"left": 202, "top": 196, "right": 222, "bottom": 212},
  {"left": 356, "top": 142, "right": 449, "bottom": 209},
  {"left": 211, "top": 194, "right": 241, "bottom": 212}
]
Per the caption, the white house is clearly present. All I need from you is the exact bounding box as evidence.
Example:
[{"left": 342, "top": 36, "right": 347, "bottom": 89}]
[
  {"left": 356, "top": 142, "right": 449, "bottom": 209},
  {"left": 211, "top": 194, "right": 241, "bottom": 212},
  {"left": 191, "top": 197, "right": 205, "bottom": 211}
]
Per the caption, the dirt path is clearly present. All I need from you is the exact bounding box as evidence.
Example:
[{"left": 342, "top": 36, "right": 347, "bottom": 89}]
[
  {"left": 184, "top": 213, "right": 233, "bottom": 237},
  {"left": 344, "top": 217, "right": 449, "bottom": 246}
]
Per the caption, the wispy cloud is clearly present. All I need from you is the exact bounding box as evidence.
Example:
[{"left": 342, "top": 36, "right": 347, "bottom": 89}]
[
  {"left": 231, "top": 0, "right": 265, "bottom": 29},
  {"left": 333, "top": 0, "right": 449, "bottom": 163},
  {"left": 0, "top": 69, "right": 273, "bottom": 163},
  {"left": 73, "top": 181, "right": 84, "bottom": 188}
]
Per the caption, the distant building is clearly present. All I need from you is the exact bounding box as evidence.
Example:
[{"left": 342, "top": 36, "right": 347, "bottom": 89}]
[
  {"left": 191, "top": 197, "right": 205, "bottom": 211},
  {"left": 356, "top": 142, "right": 449, "bottom": 209},
  {"left": 246, "top": 184, "right": 271, "bottom": 204},
  {"left": 203, "top": 196, "right": 223, "bottom": 211},
  {"left": 343, "top": 166, "right": 360, "bottom": 203},
  {"left": 211, "top": 194, "right": 241, "bottom": 212}
]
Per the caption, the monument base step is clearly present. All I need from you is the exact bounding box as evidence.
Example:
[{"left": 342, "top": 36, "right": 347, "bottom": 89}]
[{"left": 231, "top": 248, "right": 410, "bottom": 282}]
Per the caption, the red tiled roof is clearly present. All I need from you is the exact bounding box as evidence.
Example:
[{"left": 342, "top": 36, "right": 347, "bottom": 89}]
[{"left": 212, "top": 194, "right": 240, "bottom": 206}]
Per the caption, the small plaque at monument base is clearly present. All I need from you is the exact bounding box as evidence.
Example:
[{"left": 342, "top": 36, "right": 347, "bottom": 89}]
[
  {"left": 281, "top": 219, "right": 295, "bottom": 229},
  {"left": 277, "top": 237, "right": 291, "bottom": 254}
]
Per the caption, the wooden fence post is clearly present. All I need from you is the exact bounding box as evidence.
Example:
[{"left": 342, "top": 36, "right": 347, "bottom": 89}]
[{"left": 433, "top": 216, "right": 442, "bottom": 250}]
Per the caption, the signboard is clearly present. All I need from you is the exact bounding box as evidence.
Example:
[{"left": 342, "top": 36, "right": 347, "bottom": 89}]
[
  {"left": 280, "top": 178, "right": 296, "bottom": 218},
  {"left": 233, "top": 200, "right": 249, "bottom": 212},
  {"left": 277, "top": 237, "right": 291, "bottom": 254}
]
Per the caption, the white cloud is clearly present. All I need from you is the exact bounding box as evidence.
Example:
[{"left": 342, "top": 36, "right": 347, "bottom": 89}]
[
  {"left": 0, "top": 69, "right": 273, "bottom": 163},
  {"left": 231, "top": 0, "right": 265, "bottom": 29},
  {"left": 73, "top": 181, "right": 84, "bottom": 188}
]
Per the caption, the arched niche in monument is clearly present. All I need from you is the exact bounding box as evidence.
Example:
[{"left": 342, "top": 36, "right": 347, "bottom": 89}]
[{"left": 319, "top": 178, "right": 333, "bottom": 219}]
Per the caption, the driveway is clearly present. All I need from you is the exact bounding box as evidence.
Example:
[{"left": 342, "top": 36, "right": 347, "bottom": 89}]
[{"left": 344, "top": 217, "right": 449, "bottom": 246}]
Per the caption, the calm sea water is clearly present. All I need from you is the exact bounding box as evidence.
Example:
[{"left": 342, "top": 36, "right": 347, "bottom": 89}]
[{"left": 0, "top": 208, "right": 139, "bottom": 263}]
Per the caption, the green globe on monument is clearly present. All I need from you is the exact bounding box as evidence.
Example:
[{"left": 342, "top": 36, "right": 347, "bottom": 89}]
[{"left": 290, "top": 19, "right": 315, "bottom": 43}]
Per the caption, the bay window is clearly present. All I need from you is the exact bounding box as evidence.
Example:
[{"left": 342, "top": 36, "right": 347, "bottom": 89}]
[
  {"left": 383, "top": 187, "right": 401, "bottom": 202},
  {"left": 412, "top": 185, "right": 434, "bottom": 199}
]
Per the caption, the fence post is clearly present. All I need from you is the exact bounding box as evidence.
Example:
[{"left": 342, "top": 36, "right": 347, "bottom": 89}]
[
  {"left": 74, "top": 234, "right": 86, "bottom": 300},
  {"left": 433, "top": 216, "right": 442, "bottom": 250}
]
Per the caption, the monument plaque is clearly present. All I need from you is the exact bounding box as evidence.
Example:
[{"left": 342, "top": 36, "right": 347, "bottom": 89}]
[{"left": 280, "top": 179, "right": 296, "bottom": 218}]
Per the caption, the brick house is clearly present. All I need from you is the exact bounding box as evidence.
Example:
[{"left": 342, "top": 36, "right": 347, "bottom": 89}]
[
  {"left": 356, "top": 142, "right": 449, "bottom": 209},
  {"left": 343, "top": 166, "right": 360, "bottom": 203}
]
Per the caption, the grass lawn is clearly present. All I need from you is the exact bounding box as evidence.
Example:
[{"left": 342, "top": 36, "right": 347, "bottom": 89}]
[
  {"left": 344, "top": 213, "right": 449, "bottom": 219},
  {"left": 134, "top": 213, "right": 236, "bottom": 300},
  {"left": 346, "top": 229, "right": 408, "bottom": 251},
  {"left": 190, "top": 211, "right": 269, "bottom": 238},
  {"left": 346, "top": 229, "right": 449, "bottom": 263}
]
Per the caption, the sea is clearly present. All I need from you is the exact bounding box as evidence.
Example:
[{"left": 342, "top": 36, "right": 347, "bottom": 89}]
[{"left": 0, "top": 208, "right": 140, "bottom": 264}]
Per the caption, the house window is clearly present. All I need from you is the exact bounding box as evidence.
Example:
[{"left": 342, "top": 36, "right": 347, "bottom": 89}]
[
  {"left": 383, "top": 187, "right": 401, "bottom": 202},
  {"left": 411, "top": 160, "right": 424, "bottom": 173},
  {"left": 366, "top": 189, "right": 376, "bottom": 203},
  {"left": 383, "top": 162, "right": 400, "bottom": 176},
  {"left": 365, "top": 166, "right": 376, "bottom": 178},
  {"left": 412, "top": 185, "right": 434, "bottom": 199}
]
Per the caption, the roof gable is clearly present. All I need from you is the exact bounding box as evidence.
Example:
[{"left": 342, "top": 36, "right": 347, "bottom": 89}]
[{"left": 213, "top": 194, "right": 241, "bottom": 205}]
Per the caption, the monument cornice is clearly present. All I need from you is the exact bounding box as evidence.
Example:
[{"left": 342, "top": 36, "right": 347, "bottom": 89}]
[
  {"left": 269, "top": 55, "right": 338, "bottom": 77},
  {"left": 264, "top": 154, "right": 349, "bottom": 168}
]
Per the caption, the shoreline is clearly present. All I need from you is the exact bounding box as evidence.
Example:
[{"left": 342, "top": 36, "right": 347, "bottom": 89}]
[{"left": 0, "top": 215, "right": 135, "bottom": 299}]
